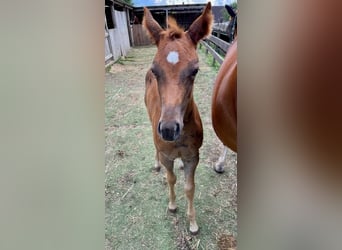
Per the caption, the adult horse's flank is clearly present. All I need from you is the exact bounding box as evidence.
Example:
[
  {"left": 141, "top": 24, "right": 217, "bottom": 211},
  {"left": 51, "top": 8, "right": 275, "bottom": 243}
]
[
  {"left": 212, "top": 38, "right": 237, "bottom": 173},
  {"left": 143, "top": 2, "right": 213, "bottom": 234},
  {"left": 211, "top": 4, "right": 237, "bottom": 173}
]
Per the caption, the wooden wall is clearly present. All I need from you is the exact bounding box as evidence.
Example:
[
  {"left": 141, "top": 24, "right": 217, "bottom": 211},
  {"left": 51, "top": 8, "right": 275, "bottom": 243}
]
[
  {"left": 132, "top": 24, "right": 151, "bottom": 46},
  {"left": 105, "top": 7, "right": 132, "bottom": 64}
]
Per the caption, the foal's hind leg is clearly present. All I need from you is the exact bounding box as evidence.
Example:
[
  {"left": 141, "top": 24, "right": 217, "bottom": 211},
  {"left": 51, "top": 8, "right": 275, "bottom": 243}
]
[
  {"left": 183, "top": 155, "right": 199, "bottom": 235},
  {"left": 159, "top": 153, "right": 177, "bottom": 212}
]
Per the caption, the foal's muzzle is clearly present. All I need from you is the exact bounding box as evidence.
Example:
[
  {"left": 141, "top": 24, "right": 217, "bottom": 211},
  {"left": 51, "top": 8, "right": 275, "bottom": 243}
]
[{"left": 158, "top": 121, "right": 181, "bottom": 141}]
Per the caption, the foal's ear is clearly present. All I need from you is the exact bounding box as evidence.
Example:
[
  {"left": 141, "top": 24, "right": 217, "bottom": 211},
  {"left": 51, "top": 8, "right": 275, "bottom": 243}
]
[
  {"left": 187, "top": 2, "right": 213, "bottom": 45},
  {"left": 143, "top": 7, "right": 163, "bottom": 45}
]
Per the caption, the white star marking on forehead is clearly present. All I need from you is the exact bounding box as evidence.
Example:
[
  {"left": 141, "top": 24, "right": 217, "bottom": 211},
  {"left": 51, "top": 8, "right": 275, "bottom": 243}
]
[{"left": 166, "top": 51, "right": 179, "bottom": 65}]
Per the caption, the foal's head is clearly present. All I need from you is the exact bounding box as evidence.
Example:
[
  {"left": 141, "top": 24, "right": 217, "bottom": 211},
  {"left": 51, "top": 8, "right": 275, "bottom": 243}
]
[{"left": 143, "top": 3, "right": 213, "bottom": 141}]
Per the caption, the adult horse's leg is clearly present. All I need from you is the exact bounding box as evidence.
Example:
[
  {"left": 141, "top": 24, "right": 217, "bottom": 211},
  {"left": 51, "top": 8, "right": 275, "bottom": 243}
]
[
  {"left": 214, "top": 146, "right": 228, "bottom": 173},
  {"left": 183, "top": 155, "right": 199, "bottom": 234},
  {"left": 159, "top": 153, "right": 177, "bottom": 212}
]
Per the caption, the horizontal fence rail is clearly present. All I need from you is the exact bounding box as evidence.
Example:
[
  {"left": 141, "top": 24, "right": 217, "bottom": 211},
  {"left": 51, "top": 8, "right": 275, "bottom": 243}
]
[{"left": 199, "top": 34, "right": 231, "bottom": 66}]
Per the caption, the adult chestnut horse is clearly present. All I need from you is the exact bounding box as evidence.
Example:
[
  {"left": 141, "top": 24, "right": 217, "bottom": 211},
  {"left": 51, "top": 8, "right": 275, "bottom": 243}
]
[
  {"left": 143, "top": 3, "right": 213, "bottom": 234},
  {"left": 211, "top": 4, "right": 237, "bottom": 173},
  {"left": 212, "top": 38, "right": 237, "bottom": 173}
]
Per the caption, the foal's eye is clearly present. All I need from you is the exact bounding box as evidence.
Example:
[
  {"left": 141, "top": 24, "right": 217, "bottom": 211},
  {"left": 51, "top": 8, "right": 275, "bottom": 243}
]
[
  {"left": 151, "top": 67, "right": 158, "bottom": 77},
  {"left": 191, "top": 68, "right": 199, "bottom": 77}
]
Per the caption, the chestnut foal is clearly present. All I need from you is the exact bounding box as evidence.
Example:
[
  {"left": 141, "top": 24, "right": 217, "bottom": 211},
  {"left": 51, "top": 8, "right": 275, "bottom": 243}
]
[{"left": 143, "top": 2, "right": 213, "bottom": 234}]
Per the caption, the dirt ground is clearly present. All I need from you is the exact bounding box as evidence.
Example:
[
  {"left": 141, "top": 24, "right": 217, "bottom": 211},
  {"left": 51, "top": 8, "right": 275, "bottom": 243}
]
[{"left": 105, "top": 46, "right": 237, "bottom": 250}]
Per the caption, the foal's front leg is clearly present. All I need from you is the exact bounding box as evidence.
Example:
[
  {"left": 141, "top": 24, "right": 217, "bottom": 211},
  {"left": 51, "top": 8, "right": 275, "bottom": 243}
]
[
  {"left": 154, "top": 151, "right": 161, "bottom": 172},
  {"left": 159, "top": 152, "right": 177, "bottom": 212},
  {"left": 183, "top": 155, "right": 199, "bottom": 235}
]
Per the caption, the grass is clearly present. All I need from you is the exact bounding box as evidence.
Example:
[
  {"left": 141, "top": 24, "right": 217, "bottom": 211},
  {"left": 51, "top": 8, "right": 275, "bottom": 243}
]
[
  {"left": 198, "top": 45, "right": 221, "bottom": 71},
  {"left": 105, "top": 46, "right": 237, "bottom": 250}
]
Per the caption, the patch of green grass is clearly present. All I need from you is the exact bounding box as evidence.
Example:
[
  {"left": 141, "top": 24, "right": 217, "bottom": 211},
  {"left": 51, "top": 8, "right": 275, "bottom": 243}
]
[
  {"left": 105, "top": 64, "right": 112, "bottom": 73},
  {"left": 198, "top": 46, "right": 221, "bottom": 71},
  {"left": 115, "top": 58, "right": 124, "bottom": 65},
  {"left": 105, "top": 46, "right": 236, "bottom": 250}
]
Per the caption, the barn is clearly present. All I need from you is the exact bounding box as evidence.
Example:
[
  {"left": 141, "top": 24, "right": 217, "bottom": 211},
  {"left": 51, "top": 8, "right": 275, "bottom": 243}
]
[
  {"left": 105, "top": 1, "right": 230, "bottom": 66},
  {"left": 105, "top": 0, "right": 133, "bottom": 66}
]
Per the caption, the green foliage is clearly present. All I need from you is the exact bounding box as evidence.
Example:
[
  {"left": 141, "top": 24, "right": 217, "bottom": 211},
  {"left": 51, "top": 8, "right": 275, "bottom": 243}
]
[
  {"left": 231, "top": 2, "right": 238, "bottom": 11},
  {"left": 220, "top": 2, "right": 238, "bottom": 22},
  {"left": 198, "top": 45, "right": 221, "bottom": 71},
  {"left": 120, "top": 0, "right": 133, "bottom": 5}
]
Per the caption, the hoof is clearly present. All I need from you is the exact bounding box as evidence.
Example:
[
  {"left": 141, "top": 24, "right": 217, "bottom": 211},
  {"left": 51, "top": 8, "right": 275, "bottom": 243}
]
[
  {"left": 168, "top": 207, "right": 178, "bottom": 213},
  {"left": 178, "top": 159, "right": 184, "bottom": 170},
  {"left": 214, "top": 164, "right": 225, "bottom": 174},
  {"left": 190, "top": 226, "right": 199, "bottom": 235},
  {"left": 153, "top": 166, "right": 161, "bottom": 172}
]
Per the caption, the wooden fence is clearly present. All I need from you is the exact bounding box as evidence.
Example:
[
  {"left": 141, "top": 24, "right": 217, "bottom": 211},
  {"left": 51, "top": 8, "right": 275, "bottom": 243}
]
[
  {"left": 132, "top": 24, "right": 151, "bottom": 46},
  {"left": 199, "top": 34, "right": 231, "bottom": 65}
]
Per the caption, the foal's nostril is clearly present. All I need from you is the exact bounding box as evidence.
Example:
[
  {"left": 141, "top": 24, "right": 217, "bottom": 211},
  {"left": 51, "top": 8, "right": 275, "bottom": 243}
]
[{"left": 174, "top": 122, "right": 180, "bottom": 135}]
